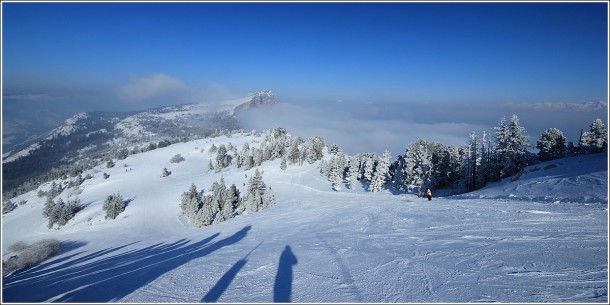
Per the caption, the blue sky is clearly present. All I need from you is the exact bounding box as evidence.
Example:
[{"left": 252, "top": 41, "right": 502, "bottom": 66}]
[{"left": 2, "top": 1, "right": 608, "bottom": 155}]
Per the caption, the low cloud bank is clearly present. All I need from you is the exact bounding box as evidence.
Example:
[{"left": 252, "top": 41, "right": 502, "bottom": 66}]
[{"left": 238, "top": 102, "right": 484, "bottom": 157}]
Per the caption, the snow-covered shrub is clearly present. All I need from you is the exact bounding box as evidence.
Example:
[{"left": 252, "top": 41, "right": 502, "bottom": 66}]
[
  {"left": 103, "top": 173, "right": 110, "bottom": 179},
  {"left": 170, "top": 154, "right": 185, "bottom": 163},
  {"left": 103, "top": 193, "right": 125, "bottom": 220},
  {"left": 3, "top": 199, "right": 16, "bottom": 214},
  {"left": 2, "top": 239, "right": 61, "bottom": 276},
  {"left": 106, "top": 160, "right": 115, "bottom": 168}
]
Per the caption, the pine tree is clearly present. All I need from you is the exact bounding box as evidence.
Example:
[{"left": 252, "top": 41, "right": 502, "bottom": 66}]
[
  {"left": 362, "top": 155, "right": 375, "bottom": 183},
  {"left": 403, "top": 140, "right": 433, "bottom": 196},
  {"left": 536, "top": 128, "right": 567, "bottom": 161},
  {"left": 347, "top": 155, "right": 360, "bottom": 190},
  {"left": 370, "top": 150, "right": 391, "bottom": 192},
  {"left": 207, "top": 160, "right": 214, "bottom": 172},
  {"left": 103, "top": 193, "right": 125, "bottom": 220},
  {"left": 288, "top": 139, "right": 301, "bottom": 165},
  {"left": 582, "top": 118, "right": 608, "bottom": 153},
  {"left": 330, "top": 153, "right": 347, "bottom": 191},
  {"left": 262, "top": 187, "right": 275, "bottom": 209},
  {"left": 507, "top": 114, "right": 530, "bottom": 175},
  {"left": 216, "top": 144, "right": 229, "bottom": 169},
  {"left": 181, "top": 183, "right": 201, "bottom": 218},
  {"left": 280, "top": 157, "right": 287, "bottom": 170}
]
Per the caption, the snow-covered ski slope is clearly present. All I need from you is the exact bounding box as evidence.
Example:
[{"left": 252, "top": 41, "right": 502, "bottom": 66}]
[{"left": 1, "top": 133, "right": 608, "bottom": 303}]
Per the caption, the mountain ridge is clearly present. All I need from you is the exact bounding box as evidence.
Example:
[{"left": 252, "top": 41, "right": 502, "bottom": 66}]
[{"left": 1, "top": 90, "right": 275, "bottom": 193}]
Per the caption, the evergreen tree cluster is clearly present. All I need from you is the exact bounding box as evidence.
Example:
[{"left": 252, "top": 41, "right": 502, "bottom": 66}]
[
  {"left": 103, "top": 193, "right": 126, "bottom": 219},
  {"left": 206, "top": 128, "right": 325, "bottom": 173},
  {"left": 42, "top": 196, "right": 81, "bottom": 228},
  {"left": 318, "top": 116, "right": 607, "bottom": 195},
  {"left": 180, "top": 169, "right": 274, "bottom": 227}
]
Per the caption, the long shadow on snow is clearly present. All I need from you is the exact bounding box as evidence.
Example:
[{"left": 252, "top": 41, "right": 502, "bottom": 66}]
[
  {"left": 201, "top": 242, "right": 262, "bottom": 302},
  {"left": 274, "top": 245, "right": 298, "bottom": 303},
  {"left": 2, "top": 226, "right": 251, "bottom": 303}
]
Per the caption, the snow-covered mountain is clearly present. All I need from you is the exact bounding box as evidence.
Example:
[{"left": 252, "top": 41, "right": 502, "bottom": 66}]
[
  {"left": 1, "top": 91, "right": 275, "bottom": 193},
  {"left": 1, "top": 130, "right": 607, "bottom": 303}
]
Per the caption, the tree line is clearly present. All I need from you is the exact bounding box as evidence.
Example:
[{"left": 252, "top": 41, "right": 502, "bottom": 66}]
[{"left": 319, "top": 116, "right": 607, "bottom": 195}]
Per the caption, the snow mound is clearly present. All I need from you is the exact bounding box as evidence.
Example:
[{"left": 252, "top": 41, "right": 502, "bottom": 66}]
[{"left": 454, "top": 153, "right": 608, "bottom": 204}]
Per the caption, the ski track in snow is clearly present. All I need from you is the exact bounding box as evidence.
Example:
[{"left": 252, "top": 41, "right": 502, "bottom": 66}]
[{"left": 1, "top": 135, "right": 608, "bottom": 303}]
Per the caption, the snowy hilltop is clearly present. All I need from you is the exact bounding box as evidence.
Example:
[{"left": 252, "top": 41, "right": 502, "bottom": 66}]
[
  {"left": 1, "top": 127, "right": 607, "bottom": 303},
  {"left": 1, "top": 91, "right": 274, "bottom": 195}
]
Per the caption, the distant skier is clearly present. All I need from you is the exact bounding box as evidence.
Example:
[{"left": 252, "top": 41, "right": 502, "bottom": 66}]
[{"left": 425, "top": 188, "right": 432, "bottom": 201}]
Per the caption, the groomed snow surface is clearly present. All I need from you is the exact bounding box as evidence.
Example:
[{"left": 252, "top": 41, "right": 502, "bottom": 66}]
[{"left": 2, "top": 133, "right": 608, "bottom": 303}]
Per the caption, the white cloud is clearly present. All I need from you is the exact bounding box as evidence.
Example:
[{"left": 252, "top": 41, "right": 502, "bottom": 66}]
[
  {"left": 500, "top": 101, "right": 608, "bottom": 112},
  {"left": 116, "top": 73, "right": 187, "bottom": 101},
  {"left": 238, "top": 103, "right": 483, "bottom": 156},
  {"left": 3, "top": 93, "right": 53, "bottom": 102}
]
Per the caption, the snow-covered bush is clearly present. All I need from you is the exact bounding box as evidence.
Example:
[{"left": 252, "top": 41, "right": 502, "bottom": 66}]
[
  {"left": 3, "top": 198, "right": 16, "bottom": 214},
  {"left": 170, "top": 154, "right": 185, "bottom": 163},
  {"left": 103, "top": 193, "right": 126, "bottom": 219},
  {"left": 2, "top": 239, "right": 61, "bottom": 276}
]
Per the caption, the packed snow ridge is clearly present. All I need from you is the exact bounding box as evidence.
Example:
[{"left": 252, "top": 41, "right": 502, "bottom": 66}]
[{"left": 1, "top": 130, "right": 607, "bottom": 303}]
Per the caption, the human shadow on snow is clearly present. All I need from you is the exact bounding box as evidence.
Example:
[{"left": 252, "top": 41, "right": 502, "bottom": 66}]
[
  {"left": 274, "top": 245, "right": 298, "bottom": 303},
  {"left": 2, "top": 226, "right": 251, "bottom": 303}
]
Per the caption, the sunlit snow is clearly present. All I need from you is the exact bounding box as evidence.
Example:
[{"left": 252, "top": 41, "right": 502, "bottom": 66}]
[{"left": 1, "top": 133, "right": 607, "bottom": 303}]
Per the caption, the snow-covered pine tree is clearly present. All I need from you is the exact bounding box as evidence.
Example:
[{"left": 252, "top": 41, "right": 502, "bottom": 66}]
[
  {"left": 304, "top": 136, "right": 325, "bottom": 163},
  {"left": 536, "top": 128, "right": 567, "bottom": 161},
  {"left": 370, "top": 149, "right": 391, "bottom": 192},
  {"left": 228, "top": 184, "right": 241, "bottom": 211},
  {"left": 262, "top": 186, "right": 275, "bottom": 209},
  {"left": 103, "top": 193, "right": 125, "bottom": 220},
  {"left": 288, "top": 138, "right": 302, "bottom": 165},
  {"left": 582, "top": 118, "right": 608, "bottom": 154},
  {"left": 492, "top": 117, "right": 510, "bottom": 180},
  {"left": 330, "top": 152, "right": 347, "bottom": 191},
  {"left": 403, "top": 140, "right": 433, "bottom": 196},
  {"left": 362, "top": 155, "right": 375, "bottom": 183},
  {"left": 280, "top": 157, "right": 287, "bottom": 171},
  {"left": 181, "top": 183, "right": 201, "bottom": 218},
  {"left": 347, "top": 155, "right": 360, "bottom": 190},
  {"left": 253, "top": 148, "right": 263, "bottom": 167},
  {"left": 207, "top": 160, "right": 214, "bottom": 173},
  {"left": 233, "top": 154, "right": 242, "bottom": 169},
  {"left": 244, "top": 155, "right": 255, "bottom": 170},
  {"left": 216, "top": 144, "right": 229, "bottom": 169},
  {"left": 508, "top": 115, "right": 530, "bottom": 173},
  {"left": 194, "top": 197, "right": 215, "bottom": 227}
]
